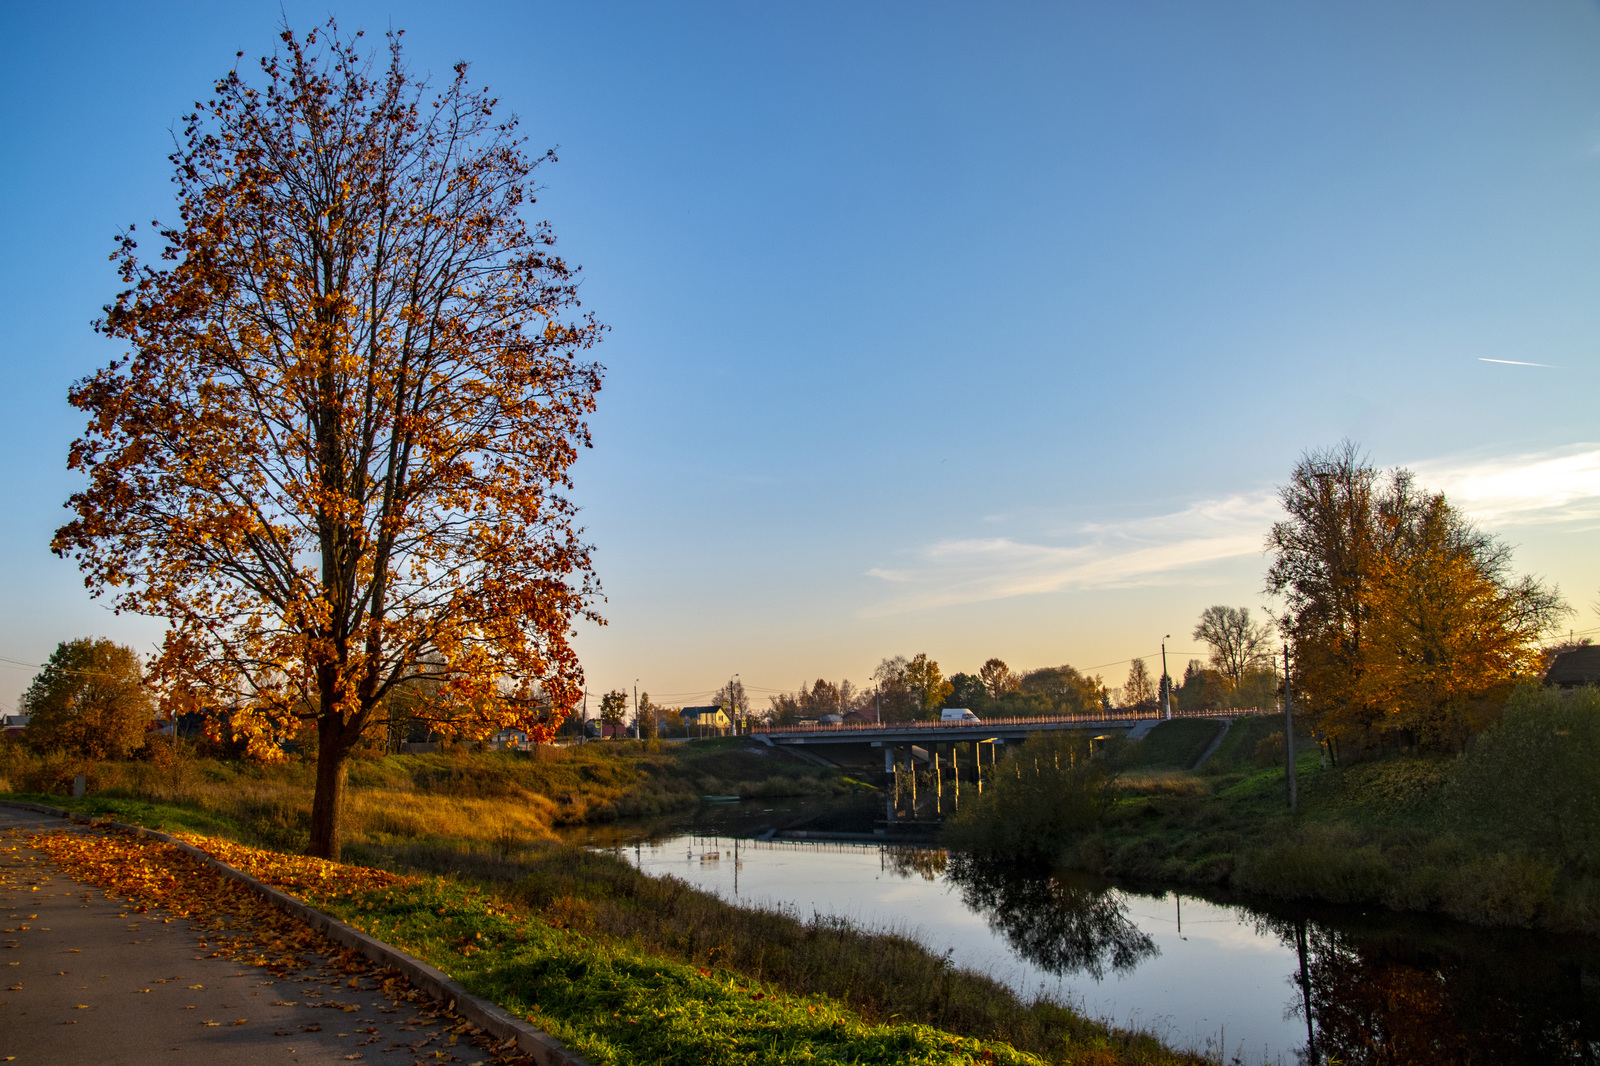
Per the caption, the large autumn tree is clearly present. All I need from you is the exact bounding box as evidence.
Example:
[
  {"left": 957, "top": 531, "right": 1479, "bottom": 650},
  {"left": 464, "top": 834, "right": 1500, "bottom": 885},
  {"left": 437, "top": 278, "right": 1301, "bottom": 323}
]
[
  {"left": 1266, "top": 443, "right": 1564, "bottom": 753},
  {"left": 53, "top": 23, "right": 605, "bottom": 858}
]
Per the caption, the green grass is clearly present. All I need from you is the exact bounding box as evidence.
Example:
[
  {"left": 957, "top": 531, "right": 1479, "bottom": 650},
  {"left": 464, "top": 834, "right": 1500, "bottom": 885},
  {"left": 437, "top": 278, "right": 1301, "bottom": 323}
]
[
  {"left": 1124, "top": 720, "right": 1225, "bottom": 771},
  {"left": 1, "top": 791, "right": 244, "bottom": 837},
  {"left": 1067, "top": 749, "right": 1600, "bottom": 933},
  {"left": 1196, "top": 714, "right": 1312, "bottom": 773},
  {"left": 323, "top": 875, "right": 1042, "bottom": 1065}
]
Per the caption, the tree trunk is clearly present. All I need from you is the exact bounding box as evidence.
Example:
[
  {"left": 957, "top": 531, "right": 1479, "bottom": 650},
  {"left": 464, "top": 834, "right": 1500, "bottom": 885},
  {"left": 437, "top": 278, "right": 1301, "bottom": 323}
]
[{"left": 308, "top": 715, "right": 350, "bottom": 860}]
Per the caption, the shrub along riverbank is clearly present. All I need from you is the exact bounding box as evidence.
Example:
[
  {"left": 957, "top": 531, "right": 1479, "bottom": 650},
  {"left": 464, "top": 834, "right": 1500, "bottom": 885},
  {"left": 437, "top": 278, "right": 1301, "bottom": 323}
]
[
  {"left": 949, "top": 685, "right": 1600, "bottom": 936},
  {"left": 0, "top": 737, "right": 870, "bottom": 852}
]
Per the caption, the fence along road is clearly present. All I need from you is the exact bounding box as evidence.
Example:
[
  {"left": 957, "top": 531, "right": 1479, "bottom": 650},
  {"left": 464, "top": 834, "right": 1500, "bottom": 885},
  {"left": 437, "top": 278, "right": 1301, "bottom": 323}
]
[{"left": 752, "top": 706, "right": 1275, "bottom": 755}]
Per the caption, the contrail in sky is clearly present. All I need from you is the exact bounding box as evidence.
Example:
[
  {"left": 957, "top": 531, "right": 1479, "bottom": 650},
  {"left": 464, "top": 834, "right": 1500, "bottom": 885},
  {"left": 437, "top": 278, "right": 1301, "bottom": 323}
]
[{"left": 1479, "top": 357, "right": 1558, "bottom": 368}]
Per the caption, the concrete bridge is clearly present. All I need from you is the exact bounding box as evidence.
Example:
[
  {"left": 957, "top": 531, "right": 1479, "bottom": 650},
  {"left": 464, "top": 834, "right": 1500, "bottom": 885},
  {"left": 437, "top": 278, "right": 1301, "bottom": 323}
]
[
  {"left": 752, "top": 707, "right": 1271, "bottom": 764},
  {"left": 751, "top": 708, "right": 1275, "bottom": 828}
]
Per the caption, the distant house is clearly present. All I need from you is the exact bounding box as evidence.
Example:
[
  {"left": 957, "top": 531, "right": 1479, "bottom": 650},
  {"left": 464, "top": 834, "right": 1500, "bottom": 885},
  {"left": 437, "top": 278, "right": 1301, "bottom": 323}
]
[
  {"left": 493, "top": 728, "right": 530, "bottom": 751},
  {"left": 842, "top": 709, "right": 876, "bottom": 725},
  {"left": 1544, "top": 646, "right": 1600, "bottom": 691},
  {"left": 582, "top": 719, "right": 629, "bottom": 740},
  {"left": 2, "top": 713, "right": 28, "bottom": 739},
  {"left": 681, "top": 705, "right": 730, "bottom": 735}
]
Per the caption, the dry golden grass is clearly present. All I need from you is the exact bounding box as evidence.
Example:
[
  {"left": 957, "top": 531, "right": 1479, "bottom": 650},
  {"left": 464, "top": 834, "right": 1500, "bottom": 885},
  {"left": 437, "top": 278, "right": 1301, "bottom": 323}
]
[
  {"left": 1115, "top": 770, "right": 1210, "bottom": 798},
  {"left": 342, "top": 788, "right": 558, "bottom": 843},
  {"left": 0, "top": 737, "right": 853, "bottom": 851}
]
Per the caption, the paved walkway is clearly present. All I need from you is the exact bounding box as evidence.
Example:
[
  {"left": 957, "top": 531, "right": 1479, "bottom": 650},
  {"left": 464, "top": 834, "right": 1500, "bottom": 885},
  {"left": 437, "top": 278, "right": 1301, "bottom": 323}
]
[{"left": 0, "top": 809, "right": 509, "bottom": 1066}]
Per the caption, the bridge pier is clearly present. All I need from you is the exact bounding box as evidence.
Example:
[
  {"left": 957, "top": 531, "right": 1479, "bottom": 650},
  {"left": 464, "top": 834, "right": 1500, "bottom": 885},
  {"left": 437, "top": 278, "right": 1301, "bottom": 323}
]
[{"left": 911, "top": 745, "right": 918, "bottom": 813}]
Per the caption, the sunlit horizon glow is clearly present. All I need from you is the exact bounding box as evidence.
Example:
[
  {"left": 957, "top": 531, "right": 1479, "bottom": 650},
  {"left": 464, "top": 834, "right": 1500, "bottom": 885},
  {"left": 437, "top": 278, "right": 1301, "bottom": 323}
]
[{"left": 3, "top": 3, "right": 1599, "bottom": 711}]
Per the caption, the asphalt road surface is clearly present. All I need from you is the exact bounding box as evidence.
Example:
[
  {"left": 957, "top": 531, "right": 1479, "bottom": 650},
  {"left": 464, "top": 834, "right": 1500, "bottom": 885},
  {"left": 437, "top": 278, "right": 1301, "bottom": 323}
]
[{"left": 0, "top": 807, "right": 499, "bottom": 1066}]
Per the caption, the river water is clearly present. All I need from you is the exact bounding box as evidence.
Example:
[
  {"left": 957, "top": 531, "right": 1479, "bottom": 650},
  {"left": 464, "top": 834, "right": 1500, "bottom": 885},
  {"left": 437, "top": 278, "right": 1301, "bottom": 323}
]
[{"left": 559, "top": 796, "right": 1600, "bottom": 1065}]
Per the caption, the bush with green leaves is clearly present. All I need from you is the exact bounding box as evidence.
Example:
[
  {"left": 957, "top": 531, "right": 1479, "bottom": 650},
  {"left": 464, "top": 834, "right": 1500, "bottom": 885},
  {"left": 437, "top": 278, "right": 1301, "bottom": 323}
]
[
  {"left": 943, "top": 732, "right": 1123, "bottom": 859},
  {"left": 1449, "top": 684, "right": 1600, "bottom": 872}
]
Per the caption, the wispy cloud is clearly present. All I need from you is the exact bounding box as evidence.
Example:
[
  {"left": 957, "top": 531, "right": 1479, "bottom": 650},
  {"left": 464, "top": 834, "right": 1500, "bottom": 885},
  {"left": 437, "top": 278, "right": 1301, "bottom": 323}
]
[
  {"left": 1412, "top": 444, "right": 1600, "bottom": 525},
  {"left": 862, "top": 494, "right": 1277, "bottom": 616},
  {"left": 864, "top": 446, "right": 1600, "bottom": 616}
]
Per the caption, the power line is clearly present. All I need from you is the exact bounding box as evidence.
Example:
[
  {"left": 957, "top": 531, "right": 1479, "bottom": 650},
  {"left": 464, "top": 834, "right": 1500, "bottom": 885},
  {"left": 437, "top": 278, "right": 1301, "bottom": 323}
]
[{"left": 1085, "top": 651, "right": 1208, "bottom": 673}]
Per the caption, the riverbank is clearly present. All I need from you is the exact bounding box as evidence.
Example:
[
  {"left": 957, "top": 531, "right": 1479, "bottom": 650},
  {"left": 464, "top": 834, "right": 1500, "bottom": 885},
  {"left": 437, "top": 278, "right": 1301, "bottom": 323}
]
[
  {"left": 990, "top": 691, "right": 1600, "bottom": 935},
  {"left": 0, "top": 737, "right": 871, "bottom": 852},
  {"left": 10, "top": 794, "right": 1205, "bottom": 1066}
]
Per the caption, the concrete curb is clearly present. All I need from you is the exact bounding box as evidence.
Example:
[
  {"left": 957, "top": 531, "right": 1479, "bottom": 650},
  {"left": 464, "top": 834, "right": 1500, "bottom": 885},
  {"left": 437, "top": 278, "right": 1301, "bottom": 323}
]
[{"left": 0, "top": 800, "right": 589, "bottom": 1066}]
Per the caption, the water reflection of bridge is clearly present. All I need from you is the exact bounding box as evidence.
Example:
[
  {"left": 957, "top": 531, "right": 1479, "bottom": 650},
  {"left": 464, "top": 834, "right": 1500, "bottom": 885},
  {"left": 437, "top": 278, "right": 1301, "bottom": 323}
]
[{"left": 752, "top": 707, "right": 1274, "bottom": 826}]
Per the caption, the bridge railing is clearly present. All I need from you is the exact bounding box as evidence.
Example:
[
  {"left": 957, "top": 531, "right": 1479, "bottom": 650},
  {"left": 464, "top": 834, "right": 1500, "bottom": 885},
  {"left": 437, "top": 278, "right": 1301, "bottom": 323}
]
[{"left": 751, "top": 706, "right": 1277, "bottom": 738}]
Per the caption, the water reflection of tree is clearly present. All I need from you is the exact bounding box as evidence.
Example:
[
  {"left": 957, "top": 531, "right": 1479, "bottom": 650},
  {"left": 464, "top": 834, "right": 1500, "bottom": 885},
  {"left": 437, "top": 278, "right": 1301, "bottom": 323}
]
[
  {"left": 945, "top": 854, "right": 1158, "bottom": 980},
  {"left": 1256, "top": 913, "right": 1600, "bottom": 1065},
  {"left": 882, "top": 847, "right": 948, "bottom": 881}
]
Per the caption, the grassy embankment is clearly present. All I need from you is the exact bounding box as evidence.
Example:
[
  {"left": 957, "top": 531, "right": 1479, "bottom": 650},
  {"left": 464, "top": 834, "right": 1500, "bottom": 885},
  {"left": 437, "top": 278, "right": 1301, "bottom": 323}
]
[
  {"left": 6, "top": 780, "right": 1204, "bottom": 1062},
  {"left": 0, "top": 739, "right": 1203, "bottom": 1062},
  {"left": 954, "top": 688, "right": 1600, "bottom": 935},
  {"left": 0, "top": 737, "right": 869, "bottom": 853}
]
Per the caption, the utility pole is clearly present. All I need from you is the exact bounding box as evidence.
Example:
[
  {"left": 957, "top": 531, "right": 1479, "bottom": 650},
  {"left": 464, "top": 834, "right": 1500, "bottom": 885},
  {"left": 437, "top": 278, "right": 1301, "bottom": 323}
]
[
  {"left": 875, "top": 683, "right": 881, "bottom": 724},
  {"left": 634, "top": 680, "right": 639, "bottom": 740},
  {"left": 1161, "top": 635, "right": 1172, "bottom": 720},
  {"left": 1284, "top": 644, "right": 1297, "bottom": 814},
  {"left": 580, "top": 690, "right": 588, "bottom": 745}
]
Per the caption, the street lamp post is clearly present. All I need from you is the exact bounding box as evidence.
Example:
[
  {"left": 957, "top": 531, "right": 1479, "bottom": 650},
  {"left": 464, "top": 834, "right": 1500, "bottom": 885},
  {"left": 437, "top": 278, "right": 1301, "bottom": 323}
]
[{"left": 1161, "top": 635, "right": 1172, "bottom": 721}]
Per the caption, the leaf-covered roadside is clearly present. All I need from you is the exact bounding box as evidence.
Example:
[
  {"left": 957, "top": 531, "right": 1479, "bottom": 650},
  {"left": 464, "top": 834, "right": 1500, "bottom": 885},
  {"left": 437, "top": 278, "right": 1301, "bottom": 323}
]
[
  {"left": 36, "top": 827, "right": 1044, "bottom": 1065},
  {"left": 28, "top": 827, "right": 529, "bottom": 1063}
]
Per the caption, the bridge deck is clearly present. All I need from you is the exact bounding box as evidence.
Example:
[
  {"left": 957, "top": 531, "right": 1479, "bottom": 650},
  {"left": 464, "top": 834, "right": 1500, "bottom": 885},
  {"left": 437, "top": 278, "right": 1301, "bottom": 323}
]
[{"left": 753, "top": 707, "right": 1273, "bottom": 745}]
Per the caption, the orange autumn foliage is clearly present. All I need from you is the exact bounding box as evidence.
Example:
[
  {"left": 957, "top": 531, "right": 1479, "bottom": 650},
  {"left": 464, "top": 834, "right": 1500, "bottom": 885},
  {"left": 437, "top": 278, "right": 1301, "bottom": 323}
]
[
  {"left": 1267, "top": 444, "right": 1565, "bottom": 752},
  {"left": 51, "top": 22, "right": 604, "bottom": 857}
]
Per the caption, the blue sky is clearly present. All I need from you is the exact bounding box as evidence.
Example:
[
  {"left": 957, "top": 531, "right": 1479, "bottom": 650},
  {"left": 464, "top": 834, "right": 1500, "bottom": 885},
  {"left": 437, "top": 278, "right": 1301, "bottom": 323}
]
[{"left": 4, "top": 1, "right": 1600, "bottom": 712}]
